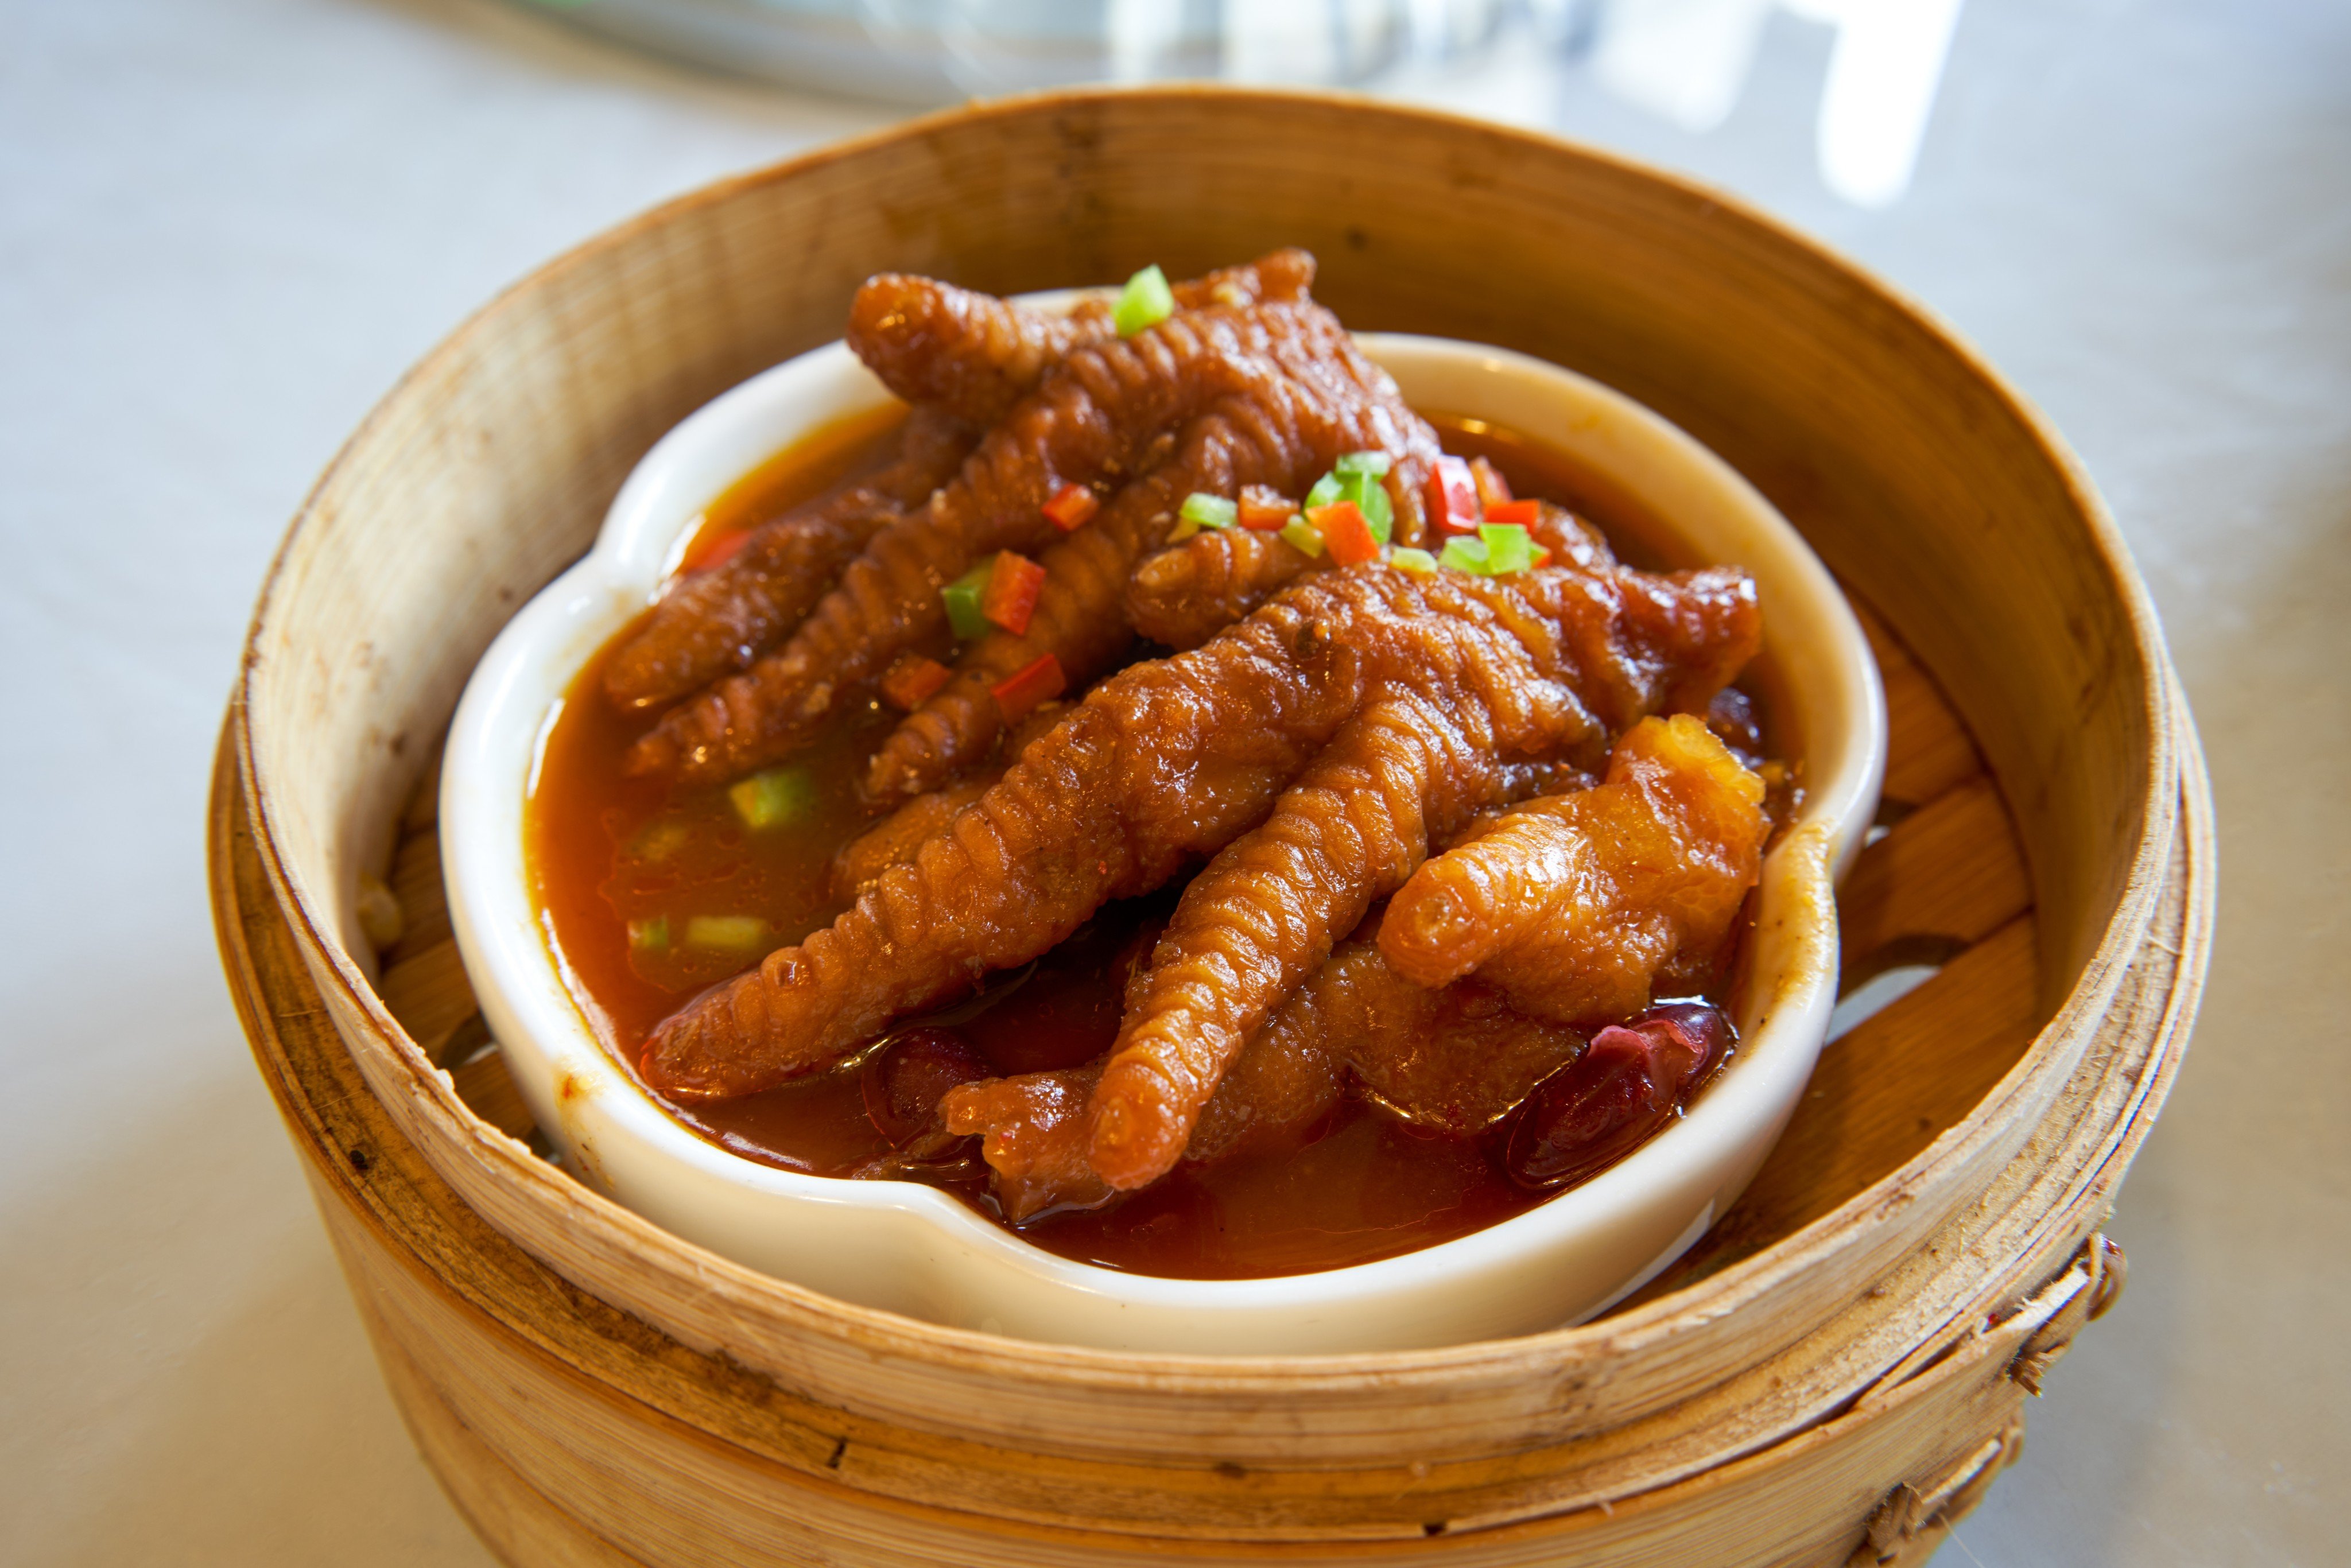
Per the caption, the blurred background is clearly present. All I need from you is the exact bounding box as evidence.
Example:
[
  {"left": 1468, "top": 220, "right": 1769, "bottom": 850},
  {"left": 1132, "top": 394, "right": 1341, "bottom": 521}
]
[{"left": 3, "top": 1, "right": 2344, "bottom": 1563}]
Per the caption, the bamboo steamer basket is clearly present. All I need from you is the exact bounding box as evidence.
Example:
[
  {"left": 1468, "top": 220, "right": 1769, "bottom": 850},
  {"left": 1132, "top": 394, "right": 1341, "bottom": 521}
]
[{"left": 210, "top": 89, "right": 2211, "bottom": 1566}]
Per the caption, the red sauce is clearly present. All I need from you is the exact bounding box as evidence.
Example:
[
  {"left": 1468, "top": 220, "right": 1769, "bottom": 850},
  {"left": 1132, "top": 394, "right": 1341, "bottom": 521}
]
[{"left": 525, "top": 411, "right": 1763, "bottom": 1280}]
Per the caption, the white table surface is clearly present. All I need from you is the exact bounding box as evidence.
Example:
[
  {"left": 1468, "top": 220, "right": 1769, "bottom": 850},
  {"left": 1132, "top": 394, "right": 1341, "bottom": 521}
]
[{"left": 3, "top": 1, "right": 2343, "bottom": 1562}]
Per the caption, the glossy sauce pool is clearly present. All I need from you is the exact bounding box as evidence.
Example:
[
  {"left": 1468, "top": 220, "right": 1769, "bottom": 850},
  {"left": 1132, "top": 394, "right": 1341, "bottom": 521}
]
[{"left": 526, "top": 408, "right": 1771, "bottom": 1280}]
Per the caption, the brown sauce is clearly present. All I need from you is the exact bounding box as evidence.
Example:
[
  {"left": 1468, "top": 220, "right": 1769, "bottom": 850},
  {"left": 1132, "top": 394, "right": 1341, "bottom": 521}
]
[{"left": 526, "top": 408, "right": 1766, "bottom": 1280}]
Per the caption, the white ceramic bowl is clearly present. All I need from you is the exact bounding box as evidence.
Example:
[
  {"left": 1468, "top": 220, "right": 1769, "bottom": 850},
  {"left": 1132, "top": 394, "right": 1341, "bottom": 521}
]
[{"left": 441, "top": 327, "right": 1885, "bottom": 1355}]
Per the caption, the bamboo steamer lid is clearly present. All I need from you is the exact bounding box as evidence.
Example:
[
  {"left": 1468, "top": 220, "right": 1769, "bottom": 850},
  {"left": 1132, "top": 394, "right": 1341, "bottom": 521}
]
[{"left": 212, "top": 88, "right": 2211, "bottom": 1565}]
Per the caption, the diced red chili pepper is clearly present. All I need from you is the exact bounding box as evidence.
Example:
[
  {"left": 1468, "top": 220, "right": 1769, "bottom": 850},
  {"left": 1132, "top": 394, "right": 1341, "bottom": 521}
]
[
  {"left": 1042, "top": 483, "right": 1099, "bottom": 531},
  {"left": 1307, "top": 500, "right": 1382, "bottom": 567},
  {"left": 1426, "top": 455, "right": 1481, "bottom": 535},
  {"left": 685, "top": 527, "right": 753, "bottom": 573},
  {"left": 990, "top": 653, "right": 1066, "bottom": 721},
  {"left": 981, "top": 551, "right": 1046, "bottom": 636},
  {"left": 1237, "top": 485, "right": 1295, "bottom": 530},
  {"left": 879, "top": 653, "right": 953, "bottom": 711},
  {"left": 1483, "top": 498, "right": 1541, "bottom": 527},
  {"left": 1470, "top": 456, "right": 1514, "bottom": 511}
]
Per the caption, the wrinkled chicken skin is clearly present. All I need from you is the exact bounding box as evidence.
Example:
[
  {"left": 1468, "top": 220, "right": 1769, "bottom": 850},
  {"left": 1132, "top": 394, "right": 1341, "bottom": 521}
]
[
  {"left": 1382, "top": 713, "right": 1766, "bottom": 1024},
  {"left": 847, "top": 250, "right": 1316, "bottom": 427},
  {"left": 638, "top": 560, "right": 1759, "bottom": 1106},
  {"left": 1128, "top": 500, "right": 1616, "bottom": 652},
  {"left": 862, "top": 314, "right": 1436, "bottom": 801},
  {"left": 627, "top": 301, "right": 1366, "bottom": 786},
  {"left": 940, "top": 925, "right": 1586, "bottom": 1221},
  {"left": 602, "top": 407, "right": 977, "bottom": 712}
]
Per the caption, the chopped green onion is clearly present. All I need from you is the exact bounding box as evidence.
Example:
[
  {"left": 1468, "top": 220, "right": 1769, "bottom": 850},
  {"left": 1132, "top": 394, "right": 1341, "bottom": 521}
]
[
  {"left": 1278, "top": 515, "right": 1326, "bottom": 557},
  {"left": 1113, "top": 264, "right": 1176, "bottom": 336},
  {"left": 685, "top": 914, "right": 770, "bottom": 952},
  {"left": 1390, "top": 546, "right": 1440, "bottom": 576},
  {"left": 1178, "top": 492, "right": 1237, "bottom": 530},
  {"left": 629, "top": 820, "right": 689, "bottom": 862},
  {"left": 1440, "top": 535, "right": 1493, "bottom": 573},
  {"left": 626, "top": 915, "right": 670, "bottom": 954},
  {"left": 1334, "top": 451, "right": 1394, "bottom": 478},
  {"left": 1338, "top": 470, "right": 1394, "bottom": 544},
  {"left": 941, "top": 560, "right": 995, "bottom": 639},
  {"left": 729, "top": 767, "right": 814, "bottom": 829},
  {"left": 1305, "top": 472, "right": 1344, "bottom": 510},
  {"left": 1479, "top": 522, "right": 1535, "bottom": 575}
]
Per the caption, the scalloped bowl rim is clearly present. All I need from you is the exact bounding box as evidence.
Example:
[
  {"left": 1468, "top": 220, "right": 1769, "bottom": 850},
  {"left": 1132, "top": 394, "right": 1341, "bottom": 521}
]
[{"left": 440, "top": 320, "right": 1885, "bottom": 1354}]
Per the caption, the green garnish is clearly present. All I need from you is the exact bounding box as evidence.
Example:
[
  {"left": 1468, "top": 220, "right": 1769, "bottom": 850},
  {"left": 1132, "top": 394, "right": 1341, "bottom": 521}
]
[
  {"left": 685, "top": 914, "right": 770, "bottom": 952},
  {"left": 626, "top": 915, "right": 670, "bottom": 954},
  {"left": 629, "top": 820, "right": 689, "bottom": 861},
  {"left": 728, "top": 767, "right": 814, "bottom": 829},
  {"left": 1114, "top": 264, "right": 1176, "bottom": 336},
  {"left": 1179, "top": 492, "right": 1237, "bottom": 530},
  {"left": 1307, "top": 461, "right": 1392, "bottom": 544},
  {"left": 1278, "top": 515, "right": 1326, "bottom": 557},
  {"left": 1440, "top": 535, "right": 1492, "bottom": 573},
  {"left": 941, "top": 559, "right": 995, "bottom": 639},
  {"left": 1478, "top": 522, "right": 1535, "bottom": 575},
  {"left": 1390, "top": 546, "right": 1439, "bottom": 576},
  {"left": 1342, "top": 471, "right": 1394, "bottom": 544}
]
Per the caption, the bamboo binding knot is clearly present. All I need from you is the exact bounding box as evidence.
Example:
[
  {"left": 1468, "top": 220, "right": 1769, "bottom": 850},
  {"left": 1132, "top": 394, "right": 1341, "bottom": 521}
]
[
  {"left": 2011, "top": 1232, "right": 2127, "bottom": 1396},
  {"left": 1844, "top": 1414, "right": 2025, "bottom": 1567},
  {"left": 1845, "top": 1235, "right": 2124, "bottom": 1566}
]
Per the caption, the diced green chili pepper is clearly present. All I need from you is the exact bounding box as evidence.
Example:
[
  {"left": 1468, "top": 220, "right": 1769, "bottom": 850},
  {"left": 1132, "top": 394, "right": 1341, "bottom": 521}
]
[
  {"left": 941, "top": 559, "right": 995, "bottom": 640},
  {"left": 685, "top": 914, "right": 770, "bottom": 952},
  {"left": 1390, "top": 546, "right": 1439, "bottom": 576},
  {"left": 1114, "top": 264, "right": 1176, "bottom": 336},
  {"left": 626, "top": 915, "right": 670, "bottom": 954},
  {"left": 1305, "top": 471, "right": 1344, "bottom": 510},
  {"left": 1278, "top": 515, "right": 1326, "bottom": 557},
  {"left": 1334, "top": 450, "right": 1393, "bottom": 478},
  {"left": 728, "top": 767, "right": 814, "bottom": 829},
  {"left": 629, "top": 820, "right": 689, "bottom": 862},
  {"left": 1440, "top": 535, "right": 1493, "bottom": 573},
  {"left": 1178, "top": 492, "right": 1237, "bottom": 530},
  {"left": 1479, "top": 522, "right": 1535, "bottom": 575},
  {"left": 1337, "top": 470, "right": 1394, "bottom": 544}
]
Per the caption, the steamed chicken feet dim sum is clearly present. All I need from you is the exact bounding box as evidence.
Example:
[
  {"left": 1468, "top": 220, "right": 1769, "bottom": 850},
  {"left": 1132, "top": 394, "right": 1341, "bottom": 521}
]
[
  {"left": 638, "top": 556, "right": 1760, "bottom": 1104},
  {"left": 863, "top": 315, "right": 1443, "bottom": 801},
  {"left": 1382, "top": 712, "right": 1767, "bottom": 1023},
  {"left": 1126, "top": 499, "right": 1612, "bottom": 652},
  {"left": 847, "top": 250, "right": 1316, "bottom": 426},
  {"left": 602, "top": 406, "right": 979, "bottom": 712},
  {"left": 936, "top": 717, "right": 1759, "bottom": 1219},
  {"left": 628, "top": 297, "right": 1370, "bottom": 786}
]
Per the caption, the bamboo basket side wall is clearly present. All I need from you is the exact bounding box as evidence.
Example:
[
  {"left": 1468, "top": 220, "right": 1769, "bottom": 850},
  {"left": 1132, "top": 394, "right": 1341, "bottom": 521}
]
[{"left": 234, "top": 90, "right": 2185, "bottom": 1454}]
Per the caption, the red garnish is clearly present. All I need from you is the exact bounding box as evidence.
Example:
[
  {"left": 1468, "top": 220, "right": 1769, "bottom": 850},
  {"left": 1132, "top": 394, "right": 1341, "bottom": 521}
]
[
  {"left": 990, "top": 653, "right": 1066, "bottom": 721},
  {"left": 1426, "top": 455, "right": 1481, "bottom": 535},
  {"left": 1484, "top": 498, "right": 1541, "bottom": 527},
  {"left": 879, "top": 653, "right": 953, "bottom": 711},
  {"left": 1306, "top": 500, "right": 1382, "bottom": 566},
  {"left": 1043, "top": 483, "right": 1099, "bottom": 531},
  {"left": 981, "top": 552, "right": 1047, "bottom": 636},
  {"left": 1470, "top": 456, "right": 1514, "bottom": 511},
  {"left": 1238, "top": 485, "right": 1295, "bottom": 530},
  {"left": 684, "top": 528, "right": 753, "bottom": 573}
]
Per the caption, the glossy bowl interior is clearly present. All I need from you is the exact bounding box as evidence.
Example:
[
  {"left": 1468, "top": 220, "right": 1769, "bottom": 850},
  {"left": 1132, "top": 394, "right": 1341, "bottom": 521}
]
[{"left": 440, "top": 328, "right": 1885, "bottom": 1354}]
